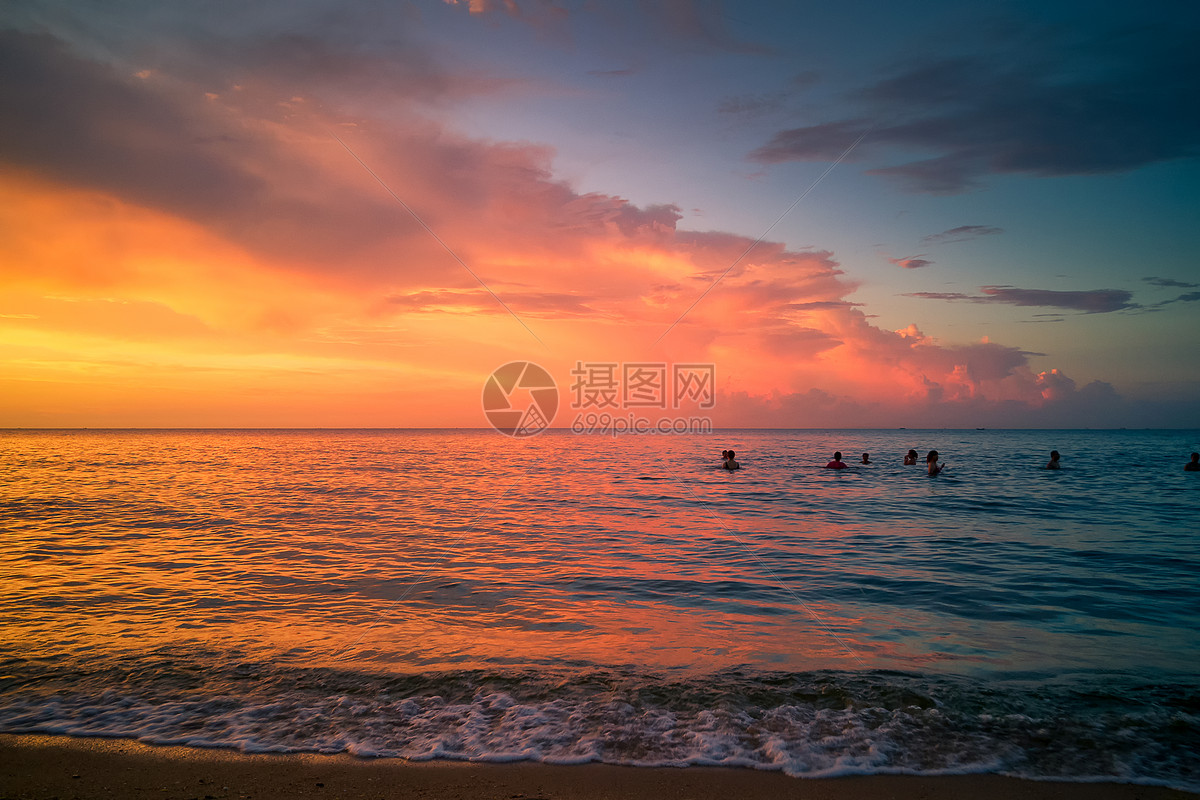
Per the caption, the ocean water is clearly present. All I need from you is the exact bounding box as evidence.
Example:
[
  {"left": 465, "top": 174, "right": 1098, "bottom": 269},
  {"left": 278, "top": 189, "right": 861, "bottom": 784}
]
[{"left": 1, "top": 428, "right": 1198, "bottom": 789}]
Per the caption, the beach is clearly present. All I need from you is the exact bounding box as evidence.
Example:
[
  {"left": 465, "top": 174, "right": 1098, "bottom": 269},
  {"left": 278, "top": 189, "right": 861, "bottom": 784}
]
[{"left": 3, "top": 735, "right": 1196, "bottom": 800}]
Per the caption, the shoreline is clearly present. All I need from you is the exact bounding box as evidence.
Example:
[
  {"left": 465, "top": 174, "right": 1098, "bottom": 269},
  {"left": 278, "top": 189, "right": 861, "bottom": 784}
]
[{"left": 2, "top": 735, "right": 1195, "bottom": 800}]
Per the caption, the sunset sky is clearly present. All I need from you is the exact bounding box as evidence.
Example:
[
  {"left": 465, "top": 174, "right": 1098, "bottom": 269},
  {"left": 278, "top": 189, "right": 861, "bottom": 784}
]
[{"left": 2, "top": 0, "right": 1197, "bottom": 428}]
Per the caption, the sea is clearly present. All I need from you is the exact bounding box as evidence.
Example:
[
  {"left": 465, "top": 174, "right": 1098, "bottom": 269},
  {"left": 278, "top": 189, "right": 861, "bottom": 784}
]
[{"left": 1, "top": 428, "right": 1198, "bottom": 790}]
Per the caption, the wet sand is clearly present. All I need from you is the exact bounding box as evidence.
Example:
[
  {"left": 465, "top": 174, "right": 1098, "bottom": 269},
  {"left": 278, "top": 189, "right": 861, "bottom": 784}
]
[{"left": 1, "top": 735, "right": 1194, "bottom": 800}]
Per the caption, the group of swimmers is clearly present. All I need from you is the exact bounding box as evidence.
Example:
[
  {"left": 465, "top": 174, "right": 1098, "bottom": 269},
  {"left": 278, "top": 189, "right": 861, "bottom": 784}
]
[
  {"left": 721, "top": 448, "right": 948, "bottom": 474},
  {"left": 827, "top": 449, "right": 946, "bottom": 474},
  {"left": 723, "top": 449, "right": 1200, "bottom": 473}
]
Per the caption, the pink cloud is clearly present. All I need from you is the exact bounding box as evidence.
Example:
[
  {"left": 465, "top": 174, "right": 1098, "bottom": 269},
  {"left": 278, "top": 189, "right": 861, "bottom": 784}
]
[{"left": 888, "top": 255, "right": 934, "bottom": 269}]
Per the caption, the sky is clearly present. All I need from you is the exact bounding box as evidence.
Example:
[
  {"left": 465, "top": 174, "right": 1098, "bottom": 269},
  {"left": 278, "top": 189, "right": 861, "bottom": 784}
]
[{"left": 1, "top": 0, "right": 1197, "bottom": 428}]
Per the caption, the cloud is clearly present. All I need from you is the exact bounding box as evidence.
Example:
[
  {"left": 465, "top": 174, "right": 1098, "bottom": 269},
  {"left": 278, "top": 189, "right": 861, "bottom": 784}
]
[
  {"left": 750, "top": 119, "right": 871, "bottom": 163},
  {"left": 386, "top": 289, "right": 601, "bottom": 317},
  {"left": 888, "top": 256, "right": 933, "bottom": 270},
  {"left": 0, "top": 30, "right": 262, "bottom": 220},
  {"left": 1142, "top": 276, "right": 1199, "bottom": 289},
  {"left": 920, "top": 225, "right": 1004, "bottom": 245},
  {"left": 0, "top": 295, "right": 213, "bottom": 341},
  {"left": 709, "top": 368, "right": 1134, "bottom": 429},
  {"left": 2, "top": 21, "right": 1182, "bottom": 426},
  {"left": 444, "top": 0, "right": 523, "bottom": 17},
  {"left": 1148, "top": 291, "right": 1200, "bottom": 309},
  {"left": 907, "top": 286, "right": 1138, "bottom": 313},
  {"left": 748, "top": 24, "right": 1200, "bottom": 192}
]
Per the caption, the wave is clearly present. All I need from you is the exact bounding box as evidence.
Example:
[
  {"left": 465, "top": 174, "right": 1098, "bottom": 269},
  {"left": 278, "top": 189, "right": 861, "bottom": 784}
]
[{"left": 1, "top": 657, "right": 1196, "bottom": 791}]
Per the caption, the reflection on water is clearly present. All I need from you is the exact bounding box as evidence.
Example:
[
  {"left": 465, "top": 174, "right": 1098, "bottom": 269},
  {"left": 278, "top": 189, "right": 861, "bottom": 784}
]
[{"left": 3, "top": 428, "right": 1198, "bottom": 677}]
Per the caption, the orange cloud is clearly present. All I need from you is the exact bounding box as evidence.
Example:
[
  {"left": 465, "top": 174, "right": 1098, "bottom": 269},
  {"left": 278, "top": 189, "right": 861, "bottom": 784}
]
[{"left": 0, "top": 30, "right": 1126, "bottom": 427}]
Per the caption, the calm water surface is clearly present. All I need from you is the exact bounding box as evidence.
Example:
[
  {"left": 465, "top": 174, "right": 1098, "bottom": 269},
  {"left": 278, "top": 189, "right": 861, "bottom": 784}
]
[{"left": 1, "top": 429, "right": 1198, "bottom": 787}]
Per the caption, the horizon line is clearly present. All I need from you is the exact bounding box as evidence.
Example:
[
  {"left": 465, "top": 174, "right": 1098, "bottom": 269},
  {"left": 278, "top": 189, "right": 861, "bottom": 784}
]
[{"left": 1, "top": 426, "right": 1195, "bottom": 432}]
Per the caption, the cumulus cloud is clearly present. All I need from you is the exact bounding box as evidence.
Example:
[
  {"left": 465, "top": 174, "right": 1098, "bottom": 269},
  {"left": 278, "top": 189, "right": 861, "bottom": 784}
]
[
  {"left": 920, "top": 225, "right": 1004, "bottom": 245},
  {"left": 907, "top": 286, "right": 1138, "bottom": 314},
  {"left": 748, "top": 24, "right": 1200, "bottom": 192},
  {"left": 709, "top": 368, "right": 1132, "bottom": 429}
]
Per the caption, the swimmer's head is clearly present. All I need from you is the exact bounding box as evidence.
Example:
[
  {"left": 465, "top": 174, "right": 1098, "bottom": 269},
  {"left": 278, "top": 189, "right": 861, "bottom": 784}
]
[
  {"left": 833, "top": 451, "right": 842, "bottom": 461},
  {"left": 1050, "top": 450, "right": 1060, "bottom": 460},
  {"left": 908, "top": 449, "right": 918, "bottom": 458},
  {"left": 727, "top": 450, "right": 736, "bottom": 459},
  {"left": 927, "top": 450, "right": 939, "bottom": 462},
  {"left": 1192, "top": 452, "right": 1199, "bottom": 463}
]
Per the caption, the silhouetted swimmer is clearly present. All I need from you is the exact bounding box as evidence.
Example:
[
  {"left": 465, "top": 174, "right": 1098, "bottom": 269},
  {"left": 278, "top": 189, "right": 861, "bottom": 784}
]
[
  {"left": 1045, "top": 450, "right": 1061, "bottom": 470},
  {"left": 860, "top": 453, "right": 871, "bottom": 464},
  {"left": 926, "top": 450, "right": 946, "bottom": 476},
  {"left": 904, "top": 449, "right": 919, "bottom": 465},
  {"left": 826, "top": 451, "right": 848, "bottom": 469},
  {"left": 723, "top": 450, "right": 740, "bottom": 470},
  {"left": 1187, "top": 453, "right": 1200, "bottom": 472}
]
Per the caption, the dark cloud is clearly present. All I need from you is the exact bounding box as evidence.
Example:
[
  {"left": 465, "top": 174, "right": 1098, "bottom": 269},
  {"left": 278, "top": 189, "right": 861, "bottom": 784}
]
[
  {"left": 1142, "top": 276, "right": 1199, "bottom": 289},
  {"left": 0, "top": 28, "right": 428, "bottom": 269},
  {"left": 888, "top": 256, "right": 933, "bottom": 269},
  {"left": 908, "top": 286, "right": 1138, "bottom": 313},
  {"left": 921, "top": 225, "right": 1004, "bottom": 245},
  {"left": 750, "top": 119, "right": 871, "bottom": 162},
  {"left": 0, "top": 29, "right": 264, "bottom": 221},
  {"left": 748, "top": 24, "right": 1200, "bottom": 192},
  {"left": 1148, "top": 291, "right": 1200, "bottom": 309}
]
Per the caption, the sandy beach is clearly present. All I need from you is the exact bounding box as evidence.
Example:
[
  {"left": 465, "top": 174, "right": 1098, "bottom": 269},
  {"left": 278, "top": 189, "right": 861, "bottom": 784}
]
[{"left": 2, "top": 735, "right": 1195, "bottom": 800}]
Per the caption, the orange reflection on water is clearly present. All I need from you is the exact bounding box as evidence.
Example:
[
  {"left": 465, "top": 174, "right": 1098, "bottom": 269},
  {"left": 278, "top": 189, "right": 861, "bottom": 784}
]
[{"left": 8, "top": 428, "right": 1178, "bottom": 679}]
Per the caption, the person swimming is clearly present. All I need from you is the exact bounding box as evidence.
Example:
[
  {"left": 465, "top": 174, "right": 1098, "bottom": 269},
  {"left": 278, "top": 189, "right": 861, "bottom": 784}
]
[
  {"left": 1045, "top": 450, "right": 1061, "bottom": 469},
  {"left": 860, "top": 453, "right": 871, "bottom": 464},
  {"left": 826, "top": 451, "right": 848, "bottom": 469},
  {"left": 926, "top": 450, "right": 945, "bottom": 476},
  {"left": 1186, "top": 452, "right": 1200, "bottom": 472},
  {"left": 904, "top": 449, "right": 918, "bottom": 465},
  {"left": 722, "top": 450, "right": 740, "bottom": 470}
]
